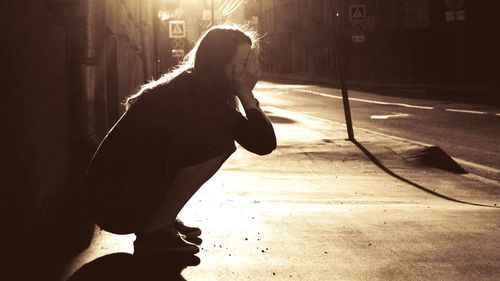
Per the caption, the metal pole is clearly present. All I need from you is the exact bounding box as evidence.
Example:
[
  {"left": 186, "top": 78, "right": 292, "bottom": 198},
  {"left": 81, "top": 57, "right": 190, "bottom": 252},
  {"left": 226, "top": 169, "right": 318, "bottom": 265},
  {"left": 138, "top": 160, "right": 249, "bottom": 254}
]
[
  {"left": 272, "top": 0, "right": 278, "bottom": 31},
  {"left": 78, "top": 0, "right": 108, "bottom": 145},
  {"left": 152, "top": 0, "right": 160, "bottom": 79},
  {"left": 330, "top": 0, "right": 355, "bottom": 140},
  {"left": 259, "top": 0, "right": 263, "bottom": 35},
  {"left": 453, "top": 15, "right": 459, "bottom": 84},
  {"left": 211, "top": 0, "right": 214, "bottom": 26}
]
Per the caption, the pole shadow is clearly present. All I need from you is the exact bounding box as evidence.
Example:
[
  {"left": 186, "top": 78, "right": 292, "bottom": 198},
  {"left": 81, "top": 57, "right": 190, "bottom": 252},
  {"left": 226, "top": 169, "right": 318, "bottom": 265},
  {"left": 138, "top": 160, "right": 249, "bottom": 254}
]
[
  {"left": 67, "top": 252, "right": 200, "bottom": 281},
  {"left": 351, "top": 139, "right": 499, "bottom": 208}
]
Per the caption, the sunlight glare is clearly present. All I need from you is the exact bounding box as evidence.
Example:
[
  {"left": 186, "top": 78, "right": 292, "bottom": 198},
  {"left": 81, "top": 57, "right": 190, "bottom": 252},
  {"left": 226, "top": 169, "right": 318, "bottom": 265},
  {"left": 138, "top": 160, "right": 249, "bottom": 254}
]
[{"left": 158, "top": 9, "right": 172, "bottom": 21}]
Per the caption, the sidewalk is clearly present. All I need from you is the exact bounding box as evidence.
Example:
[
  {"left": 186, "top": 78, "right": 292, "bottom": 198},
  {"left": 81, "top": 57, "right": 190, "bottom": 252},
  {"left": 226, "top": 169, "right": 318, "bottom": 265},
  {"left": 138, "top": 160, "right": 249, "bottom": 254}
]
[{"left": 63, "top": 103, "right": 500, "bottom": 280}]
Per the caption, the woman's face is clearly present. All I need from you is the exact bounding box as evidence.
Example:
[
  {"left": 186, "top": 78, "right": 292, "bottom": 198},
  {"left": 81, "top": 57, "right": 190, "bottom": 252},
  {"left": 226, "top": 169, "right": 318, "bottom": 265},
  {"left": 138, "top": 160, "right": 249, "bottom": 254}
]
[{"left": 225, "top": 43, "right": 251, "bottom": 80}]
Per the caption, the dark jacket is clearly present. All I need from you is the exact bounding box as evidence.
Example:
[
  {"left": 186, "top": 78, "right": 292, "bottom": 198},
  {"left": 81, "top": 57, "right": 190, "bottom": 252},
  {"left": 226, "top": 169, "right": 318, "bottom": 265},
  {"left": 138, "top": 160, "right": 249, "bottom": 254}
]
[{"left": 84, "top": 72, "right": 276, "bottom": 234}]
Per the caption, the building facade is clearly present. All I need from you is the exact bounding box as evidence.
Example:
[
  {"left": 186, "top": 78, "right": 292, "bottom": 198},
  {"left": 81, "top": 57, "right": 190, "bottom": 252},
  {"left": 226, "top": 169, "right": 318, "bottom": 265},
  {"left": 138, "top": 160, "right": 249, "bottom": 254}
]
[
  {"left": 246, "top": 0, "right": 499, "bottom": 95},
  {"left": 1, "top": 0, "right": 160, "bottom": 252}
]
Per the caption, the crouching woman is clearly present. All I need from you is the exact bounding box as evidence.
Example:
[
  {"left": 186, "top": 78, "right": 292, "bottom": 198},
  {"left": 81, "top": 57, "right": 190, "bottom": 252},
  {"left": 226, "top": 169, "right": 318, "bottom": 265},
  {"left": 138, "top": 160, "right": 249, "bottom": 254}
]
[{"left": 84, "top": 24, "right": 276, "bottom": 254}]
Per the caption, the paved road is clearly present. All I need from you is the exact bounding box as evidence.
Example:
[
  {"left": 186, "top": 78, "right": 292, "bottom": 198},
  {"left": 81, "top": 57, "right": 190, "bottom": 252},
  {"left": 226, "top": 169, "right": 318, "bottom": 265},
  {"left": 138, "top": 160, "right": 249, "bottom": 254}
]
[{"left": 255, "top": 81, "right": 500, "bottom": 180}]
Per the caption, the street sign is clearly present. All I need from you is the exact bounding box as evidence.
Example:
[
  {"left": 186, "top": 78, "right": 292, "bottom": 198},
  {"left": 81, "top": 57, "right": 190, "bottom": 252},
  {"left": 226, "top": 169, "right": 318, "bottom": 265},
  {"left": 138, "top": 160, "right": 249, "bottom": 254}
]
[
  {"left": 351, "top": 22, "right": 366, "bottom": 35},
  {"left": 445, "top": 11, "right": 455, "bottom": 21},
  {"left": 171, "top": 38, "right": 185, "bottom": 49},
  {"left": 350, "top": 22, "right": 366, "bottom": 43},
  {"left": 445, "top": 10, "right": 465, "bottom": 21},
  {"left": 172, "top": 49, "right": 185, "bottom": 58},
  {"left": 349, "top": 5, "right": 366, "bottom": 22},
  {"left": 352, "top": 35, "right": 366, "bottom": 43},
  {"left": 169, "top": 20, "right": 186, "bottom": 38}
]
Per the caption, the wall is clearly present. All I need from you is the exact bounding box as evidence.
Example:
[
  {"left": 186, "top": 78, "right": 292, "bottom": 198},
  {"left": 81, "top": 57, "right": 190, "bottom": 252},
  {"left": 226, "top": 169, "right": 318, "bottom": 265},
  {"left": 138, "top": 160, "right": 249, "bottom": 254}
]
[
  {"left": 106, "top": 0, "right": 156, "bottom": 118},
  {"left": 1, "top": 0, "right": 72, "bottom": 233},
  {"left": 0, "top": 0, "right": 158, "bottom": 264}
]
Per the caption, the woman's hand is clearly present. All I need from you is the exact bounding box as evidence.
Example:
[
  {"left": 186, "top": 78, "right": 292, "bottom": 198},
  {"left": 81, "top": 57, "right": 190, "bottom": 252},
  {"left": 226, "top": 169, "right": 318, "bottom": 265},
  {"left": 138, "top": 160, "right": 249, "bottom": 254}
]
[{"left": 233, "top": 49, "right": 260, "bottom": 109}]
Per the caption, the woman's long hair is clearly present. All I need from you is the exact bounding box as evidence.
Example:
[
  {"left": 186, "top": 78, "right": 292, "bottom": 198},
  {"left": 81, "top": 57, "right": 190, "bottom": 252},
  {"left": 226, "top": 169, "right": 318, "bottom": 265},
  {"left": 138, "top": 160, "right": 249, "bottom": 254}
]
[{"left": 125, "top": 23, "right": 259, "bottom": 110}]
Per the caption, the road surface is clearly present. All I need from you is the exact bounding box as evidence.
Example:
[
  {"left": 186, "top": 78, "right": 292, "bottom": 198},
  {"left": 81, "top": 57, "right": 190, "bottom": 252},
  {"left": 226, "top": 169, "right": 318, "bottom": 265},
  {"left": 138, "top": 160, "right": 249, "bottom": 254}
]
[{"left": 255, "top": 81, "right": 500, "bottom": 180}]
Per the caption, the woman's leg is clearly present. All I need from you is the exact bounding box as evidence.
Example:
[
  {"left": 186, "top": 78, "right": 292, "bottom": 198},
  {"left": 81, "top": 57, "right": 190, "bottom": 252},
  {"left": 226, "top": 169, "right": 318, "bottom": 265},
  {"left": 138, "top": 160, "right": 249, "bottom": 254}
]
[{"left": 142, "top": 153, "right": 230, "bottom": 233}]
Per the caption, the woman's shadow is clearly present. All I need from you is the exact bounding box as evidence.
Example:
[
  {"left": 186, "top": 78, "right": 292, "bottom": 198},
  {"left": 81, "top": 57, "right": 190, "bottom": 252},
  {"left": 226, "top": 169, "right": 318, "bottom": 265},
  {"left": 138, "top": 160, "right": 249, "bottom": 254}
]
[{"left": 67, "top": 252, "right": 200, "bottom": 281}]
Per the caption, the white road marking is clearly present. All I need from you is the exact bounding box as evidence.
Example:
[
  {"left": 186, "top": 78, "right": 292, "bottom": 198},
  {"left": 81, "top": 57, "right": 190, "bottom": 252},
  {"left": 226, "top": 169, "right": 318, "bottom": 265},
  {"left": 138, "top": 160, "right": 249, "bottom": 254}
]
[
  {"left": 452, "top": 158, "right": 500, "bottom": 175},
  {"left": 370, "top": 113, "right": 411, "bottom": 120},
  {"left": 296, "top": 89, "right": 435, "bottom": 110},
  {"left": 445, "top": 109, "right": 487, "bottom": 115},
  {"left": 295, "top": 88, "right": 500, "bottom": 116},
  {"left": 461, "top": 173, "right": 500, "bottom": 188}
]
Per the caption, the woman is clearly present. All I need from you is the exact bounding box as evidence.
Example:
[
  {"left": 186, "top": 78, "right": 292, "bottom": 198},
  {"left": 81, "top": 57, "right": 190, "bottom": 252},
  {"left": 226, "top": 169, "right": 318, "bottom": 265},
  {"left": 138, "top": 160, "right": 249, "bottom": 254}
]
[{"left": 84, "top": 24, "right": 276, "bottom": 255}]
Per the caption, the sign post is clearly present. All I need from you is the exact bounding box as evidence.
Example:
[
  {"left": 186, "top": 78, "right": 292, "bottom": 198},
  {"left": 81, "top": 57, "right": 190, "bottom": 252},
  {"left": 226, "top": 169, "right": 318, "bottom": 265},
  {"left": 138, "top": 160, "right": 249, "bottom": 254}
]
[
  {"left": 444, "top": 0, "right": 465, "bottom": 83},
  {"left": 169, "top": 20, "right": 186, "bottom": 59},
  {"left": 169, "top": 20, "right": 186, "bottom": 38},
  {"left": 349, "top": 4, "right": 366, "bottom": 43},
  {"left": 349, "top": 4, "right": 366, "bottom": 22},
  {"left": 332, "top": 1, "right": 355, "bottom": 140}
]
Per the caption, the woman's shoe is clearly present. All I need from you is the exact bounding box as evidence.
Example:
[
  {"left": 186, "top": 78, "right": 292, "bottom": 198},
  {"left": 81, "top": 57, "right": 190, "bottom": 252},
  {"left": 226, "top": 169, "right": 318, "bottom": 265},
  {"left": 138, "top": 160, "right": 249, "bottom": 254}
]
[
  {"left": 134, "top": 227, "right": 199, "bottom": 255},
  {"left": 174, "top": 218, "right": 202, "bottom": 238}
]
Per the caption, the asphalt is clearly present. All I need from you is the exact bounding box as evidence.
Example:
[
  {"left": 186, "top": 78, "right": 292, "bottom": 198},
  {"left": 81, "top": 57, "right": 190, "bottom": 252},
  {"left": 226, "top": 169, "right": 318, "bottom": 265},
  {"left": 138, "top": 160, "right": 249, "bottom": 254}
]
[
  {"left": 261, "top": 73, "right": 500, "bottom": 106},
  {"left": 62, "top": 102, "right": 500, "bottom": 281}
]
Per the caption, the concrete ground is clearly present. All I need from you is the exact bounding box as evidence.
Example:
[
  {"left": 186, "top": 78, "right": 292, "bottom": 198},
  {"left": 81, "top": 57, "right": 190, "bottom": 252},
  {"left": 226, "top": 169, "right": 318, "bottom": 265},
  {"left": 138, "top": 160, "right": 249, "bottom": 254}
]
[{"left": 62, "top": 102, "right": 500, "bottom": 280}]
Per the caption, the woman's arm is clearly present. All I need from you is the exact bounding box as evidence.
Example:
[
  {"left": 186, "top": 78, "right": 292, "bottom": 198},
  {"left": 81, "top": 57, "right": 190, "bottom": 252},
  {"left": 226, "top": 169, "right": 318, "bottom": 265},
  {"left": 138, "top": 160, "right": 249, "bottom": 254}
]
[
  {"left": 232, "top": 48, "right": 276, "bottom": 155},
  {"left": 233, "top": 101, "right": 276, "bottom": 155}
]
